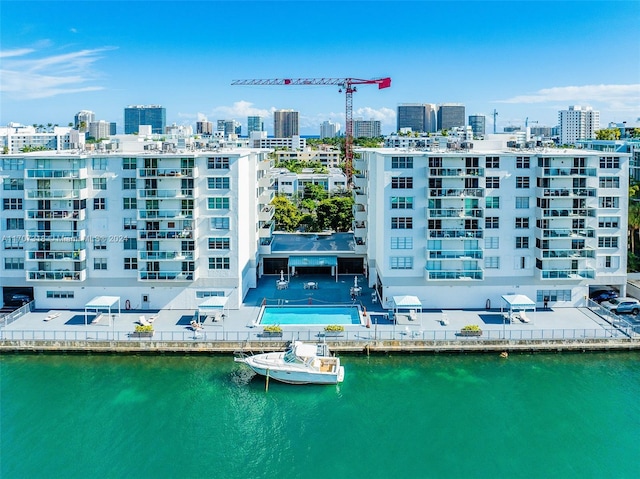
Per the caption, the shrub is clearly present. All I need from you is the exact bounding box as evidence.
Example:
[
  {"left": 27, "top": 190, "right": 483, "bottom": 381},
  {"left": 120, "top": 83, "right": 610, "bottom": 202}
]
[
  {"left": 134, "top": 324, "right": 153, "bottom": 333},
  {"left": 461, "top": 324, "right": 482, "bottom": 332},
  {"left": 263, "top": 324, "right": 282, "bottom": 333},
  {"left": 324, "top": 324, "right": 345, "bottom": 332}
]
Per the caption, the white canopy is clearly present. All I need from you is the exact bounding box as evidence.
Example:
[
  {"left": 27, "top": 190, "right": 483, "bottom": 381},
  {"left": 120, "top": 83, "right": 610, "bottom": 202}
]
[
  {"left": 198, "top": 296, "right": 228, "bottom": 318},
  {"left": 84, "top": 296, "right": 120, "bottom": 326},
  {"left": 392, "top": 295, "right": 422, "bottom": 312},
  {"left": 501, "top": 294, "right": 536, "bottom": 311}
]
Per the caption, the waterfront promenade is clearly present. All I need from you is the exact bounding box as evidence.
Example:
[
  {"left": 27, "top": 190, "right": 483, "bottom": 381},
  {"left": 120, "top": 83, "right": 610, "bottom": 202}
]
[{"left": 1, "top": 274, "right": 639, "bottom": 354}]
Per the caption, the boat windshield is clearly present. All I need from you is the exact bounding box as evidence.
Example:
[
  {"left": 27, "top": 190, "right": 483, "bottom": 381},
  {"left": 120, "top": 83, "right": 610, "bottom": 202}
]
[{"left": 283, "top": 348, "right": 297, "bottom": 363}]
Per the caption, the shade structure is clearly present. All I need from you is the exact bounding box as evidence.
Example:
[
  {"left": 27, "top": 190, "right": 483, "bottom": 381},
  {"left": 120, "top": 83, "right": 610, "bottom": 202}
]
[
  {"left": 501, "top": 294, "right": 536, "bottom": 311},
  {"left": 84, "top": 296, "right": 121, "bottom": 326},
  {"left": 392, "top": 295, "right": 422, "bottom": 315},
  {"left": 288, "top": 256, "right": 337, "bottom": 267},
  {"left": 198, "top": 296, "right": 228, "bottom": 320}
]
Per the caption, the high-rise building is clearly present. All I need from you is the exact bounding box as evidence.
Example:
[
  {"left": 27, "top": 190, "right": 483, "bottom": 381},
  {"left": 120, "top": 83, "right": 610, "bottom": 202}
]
[
  {"left": 558, "top": 106, "right": 600, "bottom": 145},
  {"left": 217, "top": 120, "right": 241, "bottom": 136},
  {"left": 88, "top": 120, "right": 111, "bottom": 140},
  {"left": 397, "top": 104, "right": 436, "bottom": 133},
  {"left": 320, "top": 121, "right": 340, "bottom": 138},
  {"left": 74, "top": 110, "right": 95, "bottom": 132},
  {"left": 196, "top": 120, "right": 213, "bottom": 135},
  {"left": 124, "top": 105, "right": 166, "bottom": 134},
  {"left": 248, "top": 116, "right": 264, "bottom": 134},
  {"left": 353, "top": 119, "right": 381, "bottom": 138},
  {"left": 110, "top": 122, "right": 117, "bottom": 136},
  {"left": 437, "top": 104, "right": 466, "bottom": 130},
  {"left": 274, "top": 110, "right": 299, "bottom": 138},
  {"left": 468, "top": 115, "right": 486, "bottom": 137}
]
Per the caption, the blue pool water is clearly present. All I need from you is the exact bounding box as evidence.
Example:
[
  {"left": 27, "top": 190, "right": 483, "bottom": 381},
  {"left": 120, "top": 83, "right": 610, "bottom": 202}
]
[{"left": 258, "top": 306, "right": 361, "bottom": 325}]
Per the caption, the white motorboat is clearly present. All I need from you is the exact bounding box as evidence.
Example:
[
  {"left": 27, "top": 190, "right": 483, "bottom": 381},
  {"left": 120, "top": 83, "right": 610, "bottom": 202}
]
[{"left": 234, "top": 341, "right": 345, "bottom": 385}]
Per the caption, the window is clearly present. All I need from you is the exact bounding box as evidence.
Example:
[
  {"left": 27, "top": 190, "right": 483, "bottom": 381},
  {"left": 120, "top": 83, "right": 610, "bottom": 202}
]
[
  {"left": 390, "top": 256, "right": 413, "bottom": 269},
  {"left": 486, "top": 196, "right": 500, "bottom": 209},
  {"left": 516, "top": 237, "right": 529, "bottom": 248},
  {"left": 598, "top": 237, "right": 618, "bottom": 248},
  {"left": 208, "top": 238, "right": 230, "bottom": 250},
  {"left": 93, "top": 198, "right": 106, "bottom": 210},
  {"left": 516, "top": 157, "right": 530, "bottom": 168},
  {"left": 123, "top": 197, "right": 137, "bottom": 209},
  {"left": 537, "top": 290, "right": 572, "bottom": 302},
  {"left": 391, "top": 197, "right": 414, "bottom": 209},
  {"left": 3, "top": 236, "right": 24, "bottom": 250},
  {"left": 210, "top": 217, "right": 230, "bottom": 230},
  {"left": 2, "top": 159, "right": 24, "bottom": 170},
  {"left": 46, "top": 291, "right": 74, "bottom": 299},
  {"left": 391, "top": 156, "right": 413, "bottom": 169},
  {"left": 208, "top": 197, "right": 230, "bottom": 209},
  {"left": 122, "top": 157, "right": 137, "bottom": 169},
  {"left": 209, "top": 257, "right": 230, "bottom": 269},
  {"left": 94, "top": 258, "right": 108, "bottom": 270},
  {"left": 92, "top": 157, "right": 108, "bottom": 170},
  {"left": 123, "top": 238, "right": 137, "bottom": 250},
  {"left": 599, "top": 197, "right": 619, "bottom": 208},
  {"left": 516, "top": 177, "right": 530, "bottom": 188},
  {"left": 93, "top": 237, "right": 107, "bottom": 250},
  {"left": 428, "top": 157, "right": 442, "bottom": 168},
  {"left": 515, "top": 217, "right": 529, "bottom": 229},
  {"left": 599, "top": 157, "right": 620, "bottom": 169},
  {"left": 124, "top": 258, "right": 138, "bottom": 270},
  {"left": 485, "top": 217, "right": 499, "bottom": 229},
  {"left": 486, "top": 176, "right": 500, "bottom": 188},
  {"left": 391, "top": 177, "right": 413, "bottom": 189},
  {"left": 599, "top": 177, "right": 620, "bottom": 188},
  {"left": 208, "top": 177, "right": 230, "bottom": 189},
  {"left": 391, "top": 217, "right": 413, "bottom": 229},
  {"left": 3, "top": 198, "right": 22, "bottom": 210},
  {"left": 598, "top": 216, "right": 619, "bottom": 228},
  {"left": 122, "top": 178, "right": 136, "bottom": 190},
  {"left": 485, "top": 237, "right": 499, "bottom": 249},
  {"left": 207, "top": 157, "right": 230, "bottom": 169},
  {"left": 195, "top": 291, "right": 225, "bottom": 298},
  {"left": 123, "top": 218, "right": 137, "bottom": 230},
  {"left": 515, "top": 197, "right": 529, "bottom": 209},
  {"left": 4, "top": 257, "right": 24, "bottom": 270},
  {"left": 3, "top": 179, "right": 24, "bottom": 190},
  {"left": 486, "top": 156, "right": 499, "bottom": 168},
  {"left": 92, "top": 178, "right": 107, "bottom": 190},
  {"left": 6, "top": 218, "right": 24, "bottom": 230},
  {"left": 485, "top": 256, "right": 500, "bottom": 269},
  {"left": 391, "top": 237, "right": 413, "bottom": 249}
]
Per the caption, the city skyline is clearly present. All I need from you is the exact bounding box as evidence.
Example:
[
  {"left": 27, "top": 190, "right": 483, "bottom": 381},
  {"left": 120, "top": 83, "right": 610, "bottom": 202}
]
[{"left": 1, "top": 0, "right": 639, "bottom": 135}]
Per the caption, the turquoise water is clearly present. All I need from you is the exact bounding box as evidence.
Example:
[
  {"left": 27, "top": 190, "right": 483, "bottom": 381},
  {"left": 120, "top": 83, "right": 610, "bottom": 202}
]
[
  {"left": 1, "top": 352, "right": 640, "bottom": 479},
  {"left": 259, "top": 305, "right": 361, "bottom": 325}
]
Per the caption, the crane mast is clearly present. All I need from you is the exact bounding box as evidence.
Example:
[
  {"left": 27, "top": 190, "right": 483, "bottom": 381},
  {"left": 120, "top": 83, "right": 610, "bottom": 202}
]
[{"left": 231, "top": 77, "right": 391, "bottom": 182}]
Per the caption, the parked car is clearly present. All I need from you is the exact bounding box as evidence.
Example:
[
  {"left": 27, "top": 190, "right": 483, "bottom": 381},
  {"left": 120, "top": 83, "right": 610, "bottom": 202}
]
[
  {"left": 601, "top": 297, "right": 640, "bottom": 315},
  {"left": 590, "top": 290, "right": 619, "bottom": 304},
  {"left": 8, "top": 293, "right": 30, "bottom": 305}
]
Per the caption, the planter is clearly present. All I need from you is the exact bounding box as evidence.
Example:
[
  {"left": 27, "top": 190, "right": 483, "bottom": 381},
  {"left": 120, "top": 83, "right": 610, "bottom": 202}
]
[
  {"left": 459, "top": 330, "right": 482, "bottom": 337},
  {"left": 260, "top": 331, "right": 283, "bottom": 338},
  {"left": 130, "top": 331, "right": 154, "bottom": 338},
  {"left": 322, "top": 331, "right": 344, "bottom": 337}
]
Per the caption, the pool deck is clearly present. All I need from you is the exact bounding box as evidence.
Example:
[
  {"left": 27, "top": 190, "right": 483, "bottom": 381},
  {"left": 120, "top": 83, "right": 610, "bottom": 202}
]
[{"left": 1, "top": 274, "right": 639, "bottom": 354}]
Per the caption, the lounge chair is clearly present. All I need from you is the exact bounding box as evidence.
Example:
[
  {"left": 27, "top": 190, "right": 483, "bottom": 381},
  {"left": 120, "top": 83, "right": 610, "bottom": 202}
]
[
  {"left": 139, "top": 315, "right": 150, "bottom": 326},
  {"left": 520, "top": 311, "right": 530, "bottom": 323},
  {"left": 409, "top": 309, "right": 417, "bottom": 321}
]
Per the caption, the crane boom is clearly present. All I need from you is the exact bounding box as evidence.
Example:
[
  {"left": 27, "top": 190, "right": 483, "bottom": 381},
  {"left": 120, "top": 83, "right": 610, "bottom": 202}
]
[{"left": 232, "top": 77, "right": 391, "bottom": 182}]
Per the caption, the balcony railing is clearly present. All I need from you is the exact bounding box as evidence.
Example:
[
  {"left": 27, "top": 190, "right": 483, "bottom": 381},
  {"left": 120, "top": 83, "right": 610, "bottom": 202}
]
[
  {"left": 25, "top": 169, "right": 86, "bottom": 179},
  {"left": 428, "top": 250, "right": 483, "bottom": 259},
  {"left": 26, "top": 250, "right": 86, "bottom": 261},
  {"left": 428, "top": 167, "right": 484, "bottom": 177},
  {"left": 26, "top": 210, "right": 84, "bottom": 220},
  {"left": 540, "top": 249, "right": 595, "bottom": 259},
  {"left": 137, "top": 189, "right": 194, "bottom": 198},
  {"left": 541, "top": 167, "right": 597, "bottom": 177},
  {"left": 138, "top": 271, "right": 194, "bottom": 281},
  {"left": 137, "top": 229, "right": 193, "bottom": 240},
  {"left": 138, "top": 251, "right": 194, "bottom": 261},
  {"left": 428, "top": 208, "right": 483, "bottom": 218},
  {"left": 27, "top": 270, "right": 86, "bottom": 281},
  {"left": 429, "top": 188, "right": 484, "bottom": 198},
  {"left": 541, "top": 208, "right": 596, "bottom": 218},
  {"left": 428, "top": 229, "right": 483, "bottom": 239},
  {"left": 26, "top": 189, "right": 84, "bottom": 199},
  {"left": 540, "top": 268, "right": 595, "bottom": 279},
  {"left": 137, "top": 210, "right": 193, "bottom": 219},
  {"left": 541, "top": 228, "right": 595, "bottom": 238},
  {"left": 26, "top": 230, "right": 86, "bottom": 241},
  {"left": 426, "top": 270, "right": 483, "bottom": 280},
  {"left": 137, "top": 168, "right": 193, "bottom": 178}
]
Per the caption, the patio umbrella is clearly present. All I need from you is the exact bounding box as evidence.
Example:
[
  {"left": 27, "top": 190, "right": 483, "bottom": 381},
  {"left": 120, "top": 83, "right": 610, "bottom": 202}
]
[
  {"left": 354, "top": 276, "right": 358, "bottom": 287},
  {"left": 280, "top": 270, "right": 285, "bottom": 281}
]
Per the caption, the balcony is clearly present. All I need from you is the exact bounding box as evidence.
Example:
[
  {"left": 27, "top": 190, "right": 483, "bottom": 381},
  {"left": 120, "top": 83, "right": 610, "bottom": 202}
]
[
  {"left": 428, "top": 229, "right": 483, "bottom": 239},
  {"left": 137, "top": 229, "right": 193, "bottom": 240},
  {"left": 137, "top": 189, "right": 194, "bottom": 199},
  {"left": 137, "top": 210, "right": 193, "bottom": 220},
  {"left": 26, "top": 250, "right": 86, "bottom": 261},
  {"left": 541, "top": 208, "right": 596, "bottom": 218},
  {"left": 26, "top": 189, "right": 85, "bottom": 199},
  {"left": 137, "top": 168, "right": 192, "bottom": 178},
  {"left": 27, "top": 269, "right": 86, "bottom": 281},
  {"left": 259, "top": 221, "right": 274, "bottom": 239},
  {"left": 429, "top": 188, "right": 484, "bottom": 198},
  {"left": 541, "top": 167, "right": 596, "bottom": 177},
  {"left": 138, "top": 271, "right": 194, "bottom": 281},
  {"left": 26, "top": 209, "right": 85, "bottom": 221},
  {"left": 26, "top": 229, "right": 86, "bottom": 241},
  {"left": 25, "top": 168, "right": 86, "bottom": 179},
  {"left": 541, "top": 228, "right": 595, "bottom": 238},
  {"left": 259, "top": 205, "right": 275, "bottom": 222},
  {"left": 138, "top": 251, "right": 194, "bottom": 261},
  {"left": 425, "top": 270, "right": 484, "bottom": 281},
  {"left": 540, "top": 249, "right": 595, "bottom": 259},
  {"left": 353, "top": 205, "right": 366, "bottom": 222},
  {"left": 429, "top": 167, "right": 484, "bottom": 177},
  {"left": 427, "top": 249, "right": 483, "bottom": 260},
  {"left": 539, "top": 268, "right": 595, "bottom": 280}
]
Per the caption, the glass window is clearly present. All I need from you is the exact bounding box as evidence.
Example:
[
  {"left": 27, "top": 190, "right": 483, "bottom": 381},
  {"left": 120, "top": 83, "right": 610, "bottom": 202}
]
[
  {"left": 208, "top": 177, "right": 230, "bottom": 189},
  {"left": 210, "top": 217, "right": 230, "bottom": 229},
  {"left": 391, "top": 156, "right": 413, "bottom": 169},
  {"left": 208, "top": 197, "right": 230, "bottom": 209},
  {"left": 390, "top": 197, "right": 414, "bottom": 209},
  {"left": 515, "top": 197, "right": 529, "bottom": 209},
  {"left": 485, "top": 217, "right": 499, "bottom": 229},
  {"left": 391, "top": 217, "right": 413, "bottom": 229},
  {"left": 515, "top": 218, "right": 529, "bottom": 229},
  {"left": 209, "top": 257, "right": 230, "bottom": 269},
  {"left": 486, "top": 196, "right": 500, "bottom": 209},
  {"left": 516, "top": 177, "right": 530, "bottom": 188},
  {"left": 391, "top": 237, "right": 413, "bottom": 249},
  {"left": 486, "top": 176, "right": 500, "bottom": 188},
  {"left": 391, "top": 177, "right": 413, "bottom": 189},
  {"left": 208, "top": 238, "right": 230, "bottom": 250},
  {"left": 123, "top": 197, "right": 137, "bottom": 209},
  {"left": 390, "top": 256, "right": 413, "bottom": 269},
  {"left": 486, "top": 157, "right": 500, "bottom": 168}
]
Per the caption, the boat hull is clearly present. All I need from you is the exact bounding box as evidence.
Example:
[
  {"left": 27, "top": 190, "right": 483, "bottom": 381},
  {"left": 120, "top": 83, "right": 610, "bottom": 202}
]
[{"left": 244, "top": 363, "right": 344, "bottom": 385}]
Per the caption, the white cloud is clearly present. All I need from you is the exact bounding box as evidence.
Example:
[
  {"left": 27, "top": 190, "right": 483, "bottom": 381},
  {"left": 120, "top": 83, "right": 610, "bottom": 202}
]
[
  {"left": 211, "top": 101, "right": 272, "bottom": 119},
  {"left": 0, "top": 47, "right": 113, "bottom": 100},
  {"left": 498, "top": 84, "right": 640, "bottom": 111}
]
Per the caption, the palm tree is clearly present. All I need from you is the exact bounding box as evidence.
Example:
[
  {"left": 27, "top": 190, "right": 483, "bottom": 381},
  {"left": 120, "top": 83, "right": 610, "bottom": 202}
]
[{"left": 628, "top": 202, "right": 640, "bottom": 254}]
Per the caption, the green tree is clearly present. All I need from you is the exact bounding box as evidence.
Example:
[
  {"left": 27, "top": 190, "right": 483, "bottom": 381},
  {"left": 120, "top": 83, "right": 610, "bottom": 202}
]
[
  {"left": 628, "top": 202, "right": 640, "bottom": 257},
  {"left": 303, "top": 183, "right": 328, "bottom": 201},
  {"left": 272, "top": 196, "right": 300, "bottom": 232},
  {"left": 595, "top": 128, "right": 620, "bottom": 140},
  {"left": 316, "top": 196, "right": 354, "bottom": 232}
]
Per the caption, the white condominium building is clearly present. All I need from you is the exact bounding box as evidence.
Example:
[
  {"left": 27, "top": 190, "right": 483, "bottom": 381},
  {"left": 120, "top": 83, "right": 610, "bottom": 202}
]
[
  {"left": 559, "top": 105, "right": 600, "bottom": 145},
  {"left": 353, "top": 142, "right": 629, "bottom": 309},
  {"left": 0, "top": 148, "right": 273, "bottom": 310}
]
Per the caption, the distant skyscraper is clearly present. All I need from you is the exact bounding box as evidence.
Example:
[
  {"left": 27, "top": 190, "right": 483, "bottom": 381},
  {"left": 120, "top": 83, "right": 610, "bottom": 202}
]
[
  {"left": 74, "top": 110, "right": 95, "bottom": 132},
  {"left": 320, "top": 121, "right": 340, "bottom": 138},
  {"left": 124, "top": 105, "right": 166, "bottom": 134},
  {"left": 248, "top": 116, "right": 264, "bottom": 134},
  {"left": 397, "top": 104, "right": 436, "bottom": 133},
  {"left": 468, "top": 115, "right": 486, "bottom": 137},
  {"left": 274, "top": 110, "right": 299, "bottom": 138},
  {"left": 353, "top": 119, "right": 381, "bottom": 138},
  {"left": 109, "top": 122, "right": 117, "bottom": 135},
  {"left": 437, "top": 104, "right": 466, "bottom": 130},
  {"left": 88, "top": 120, "right": 111, "bottom": 139},
  {"left": 558, "top": 105, "right": 600, "bottom": 144},
  {"left": 196, "top": 120, "right": 213, "bottom": 135}
]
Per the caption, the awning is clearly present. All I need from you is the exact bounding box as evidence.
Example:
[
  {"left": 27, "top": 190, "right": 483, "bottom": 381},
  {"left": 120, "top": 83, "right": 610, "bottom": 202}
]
[
  {"left": 392, "top": 295, "right": 422, "bottom": 310},
  {"left": 84, "top": 296, "right": 120, "bottom": 326},
  {"left": 198, "top": 296, "right": 228, "bottom": 318},
  {"left": 501, "top": 294, "right": 536, "bottom": 311},
  {"left": 288, "top": 256, "right": 337, "bottom": 267}
]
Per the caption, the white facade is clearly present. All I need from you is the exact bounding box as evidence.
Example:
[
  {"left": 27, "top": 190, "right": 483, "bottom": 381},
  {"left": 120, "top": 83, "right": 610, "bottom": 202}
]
[
  {"left": 0, "top": 147, "right": 274, "bottom": 311},
  {"left": 274, "top": 168, "right": 348, "bottom": 197},
  {"left": 89, "top": 120, "right": 112, "bottom": 140},
  {"left": 273, "top": 148, "right": 341, "bottom": 168},
  {"left": 0, "top": 124, "right": 85, "bottom": 153},
  {"left": 559, "top": 106, "right": 600, "bottom": 145},
  {"left": 253, "top": 136, "right": 306, "bottom": 150},
  {"left": 320, "top": 121, "right": 340, "bottom": 138},
  {"left": 354, "top": 142, "right": 629, "bottom": 310}
]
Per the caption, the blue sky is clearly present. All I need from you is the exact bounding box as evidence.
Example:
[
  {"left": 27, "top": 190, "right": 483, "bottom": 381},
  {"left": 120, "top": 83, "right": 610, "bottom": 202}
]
[{"left": 1, "top": 0, "right": 639, "bottom": 135}]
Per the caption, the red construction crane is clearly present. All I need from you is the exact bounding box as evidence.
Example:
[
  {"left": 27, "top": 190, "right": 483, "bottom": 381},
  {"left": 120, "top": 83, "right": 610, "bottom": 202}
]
[{"left": 231, "top": 77, "right": 391, "bottom": 182}]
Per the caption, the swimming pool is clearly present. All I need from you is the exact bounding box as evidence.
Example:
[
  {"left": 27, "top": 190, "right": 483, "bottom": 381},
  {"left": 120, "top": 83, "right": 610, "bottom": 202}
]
[{"left": 257, "top": 306, "right": 362, "bottom": 326}]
